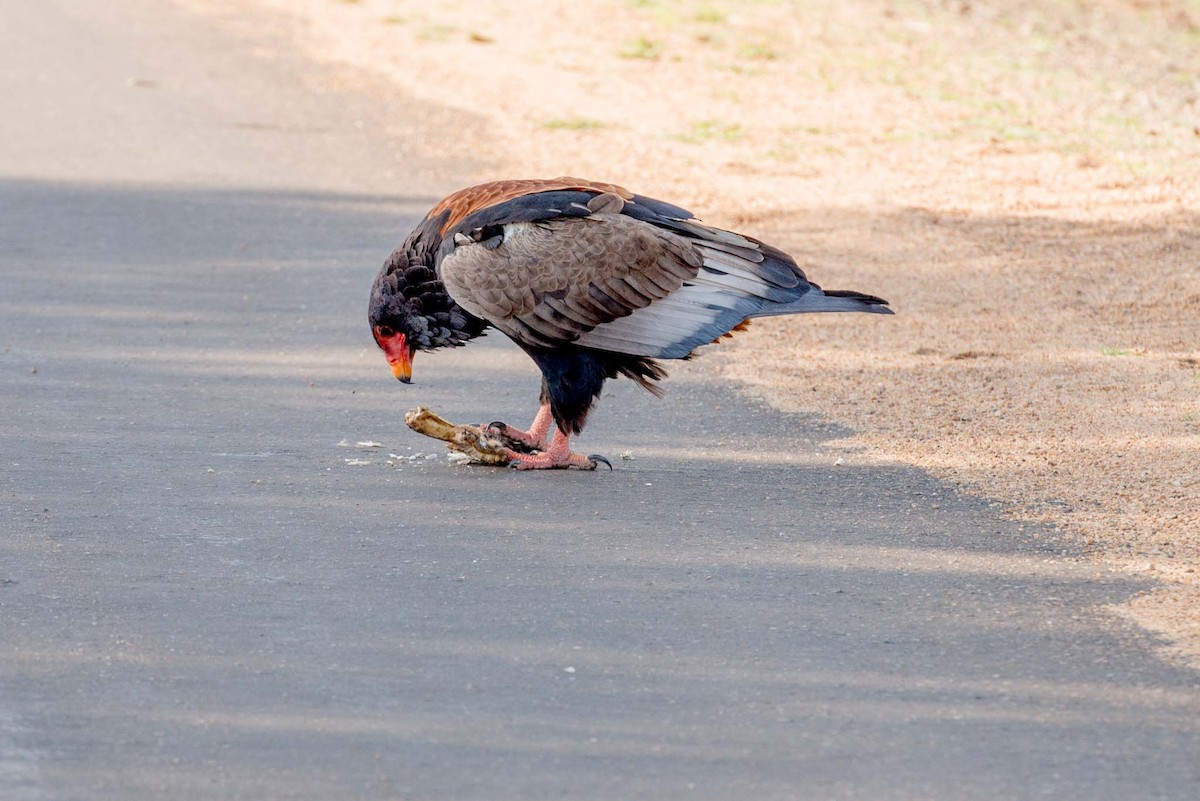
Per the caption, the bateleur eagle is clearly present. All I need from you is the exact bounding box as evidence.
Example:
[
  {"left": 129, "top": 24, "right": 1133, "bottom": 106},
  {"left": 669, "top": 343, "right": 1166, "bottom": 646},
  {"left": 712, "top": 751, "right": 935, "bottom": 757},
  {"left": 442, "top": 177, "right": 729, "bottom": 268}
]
[{"left": 368, "top": 177, "right": 892, "bottom": 470}]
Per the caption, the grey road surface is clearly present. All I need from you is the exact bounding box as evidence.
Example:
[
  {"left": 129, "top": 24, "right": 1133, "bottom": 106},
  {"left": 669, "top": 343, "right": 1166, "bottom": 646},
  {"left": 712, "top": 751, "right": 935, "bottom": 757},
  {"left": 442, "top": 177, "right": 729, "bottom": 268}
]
[{"left": 2, "top": 1, "right": 1198, "bottom": 799}]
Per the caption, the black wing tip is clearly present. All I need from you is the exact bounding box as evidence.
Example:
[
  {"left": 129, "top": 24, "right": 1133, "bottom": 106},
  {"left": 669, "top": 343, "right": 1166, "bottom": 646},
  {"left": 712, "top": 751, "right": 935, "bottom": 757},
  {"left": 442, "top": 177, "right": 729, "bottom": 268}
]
[{"left": 824, "top": 289, "right": 893, "bottom": 313}]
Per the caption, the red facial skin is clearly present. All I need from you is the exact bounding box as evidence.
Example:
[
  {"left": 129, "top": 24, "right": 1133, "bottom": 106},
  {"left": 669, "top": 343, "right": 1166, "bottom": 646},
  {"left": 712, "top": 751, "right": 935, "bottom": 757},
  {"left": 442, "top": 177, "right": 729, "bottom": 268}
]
[{"left": 373, "top": 327, "right": 412, "bottom": 383}]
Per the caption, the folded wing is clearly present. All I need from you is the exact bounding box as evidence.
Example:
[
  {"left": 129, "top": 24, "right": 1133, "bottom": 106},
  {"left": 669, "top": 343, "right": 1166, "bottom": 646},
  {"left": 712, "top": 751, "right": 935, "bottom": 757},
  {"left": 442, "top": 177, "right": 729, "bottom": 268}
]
[{"left": 436, "top": 181, "right": 890, "bottom": 360}]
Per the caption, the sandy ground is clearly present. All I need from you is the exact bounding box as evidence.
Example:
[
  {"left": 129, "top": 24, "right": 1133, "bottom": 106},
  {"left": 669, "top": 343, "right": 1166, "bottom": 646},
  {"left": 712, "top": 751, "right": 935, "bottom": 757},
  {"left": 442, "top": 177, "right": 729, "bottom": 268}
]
[{"left": 177, "top": 0, "right": 1200, "bottom": 664}]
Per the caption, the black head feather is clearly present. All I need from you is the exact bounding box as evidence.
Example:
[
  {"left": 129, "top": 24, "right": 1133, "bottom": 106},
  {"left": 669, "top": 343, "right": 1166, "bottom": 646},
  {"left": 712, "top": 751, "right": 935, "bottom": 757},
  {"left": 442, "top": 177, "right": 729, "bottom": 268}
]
[{"left": 367, "top": 215, "right": 488, "bottom": 351}]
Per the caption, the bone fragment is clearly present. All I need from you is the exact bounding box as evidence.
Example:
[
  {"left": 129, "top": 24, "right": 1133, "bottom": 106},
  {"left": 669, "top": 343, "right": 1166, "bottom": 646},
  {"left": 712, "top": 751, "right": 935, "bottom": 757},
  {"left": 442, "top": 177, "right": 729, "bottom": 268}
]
[{"left": 404, "top": 406, "right": 513, "bottom": 465}]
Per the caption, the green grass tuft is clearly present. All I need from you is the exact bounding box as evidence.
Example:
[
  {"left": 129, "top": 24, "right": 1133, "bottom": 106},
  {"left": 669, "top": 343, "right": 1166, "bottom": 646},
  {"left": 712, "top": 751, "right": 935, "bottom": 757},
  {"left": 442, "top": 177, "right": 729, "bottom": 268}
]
[
  {"left": 620, "top": 37, "right": 662, "bottom": 60},
  {"left": 415, "top": 23, "right": 457, "bottom": 42},
  {"left": 676, "top": 119, "right": 742, "bottom": 144},
  {"left": 694, "top": 6, "right": 727, "bottom": 24},
  {"left": 737, "top": 42, "right": 780, "bottom": 61},
  {"left": 542, "top": 118, "right": 608, "bottom": 131}
]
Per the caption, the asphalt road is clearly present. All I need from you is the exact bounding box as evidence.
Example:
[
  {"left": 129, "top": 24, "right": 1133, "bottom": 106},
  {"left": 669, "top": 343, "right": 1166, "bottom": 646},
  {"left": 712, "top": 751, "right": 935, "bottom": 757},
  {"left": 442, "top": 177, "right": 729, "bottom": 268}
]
[{"left": 2, "top": 1, "right": 1198, "bottom": 799}]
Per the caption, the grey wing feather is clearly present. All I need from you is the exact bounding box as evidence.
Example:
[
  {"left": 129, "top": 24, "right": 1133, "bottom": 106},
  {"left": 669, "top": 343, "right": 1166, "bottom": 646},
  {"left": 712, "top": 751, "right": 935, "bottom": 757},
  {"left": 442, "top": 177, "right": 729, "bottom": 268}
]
[
  {"left": 438, "top": 192, "right": 888, "bottom": 359},
  {"left": 438, "top": 214, "right": 703, "bottom": 349}
]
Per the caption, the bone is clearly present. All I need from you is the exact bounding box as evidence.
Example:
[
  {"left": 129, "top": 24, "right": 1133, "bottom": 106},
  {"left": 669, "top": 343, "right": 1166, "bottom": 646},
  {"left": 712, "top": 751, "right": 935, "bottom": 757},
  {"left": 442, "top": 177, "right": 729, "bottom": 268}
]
[{"left": 404, "top": 406, "right": 514, "bottom": 465}]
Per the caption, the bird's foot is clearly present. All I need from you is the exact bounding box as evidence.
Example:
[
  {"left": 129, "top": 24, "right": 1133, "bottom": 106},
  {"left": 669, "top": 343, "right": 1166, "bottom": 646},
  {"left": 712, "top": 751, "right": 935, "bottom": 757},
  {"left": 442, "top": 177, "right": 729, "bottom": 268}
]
[
  {"left": 486, "top": 412, "right": 611, "bottom": 471},
  {"left": 483, "top": 403, "right": 555, "bottom": 453},
  {"left": 483, "top": 421, "right": 547, "bottom": 453},
  {"left": 504, "top": 447, "right": 611, "bottom": 471}
]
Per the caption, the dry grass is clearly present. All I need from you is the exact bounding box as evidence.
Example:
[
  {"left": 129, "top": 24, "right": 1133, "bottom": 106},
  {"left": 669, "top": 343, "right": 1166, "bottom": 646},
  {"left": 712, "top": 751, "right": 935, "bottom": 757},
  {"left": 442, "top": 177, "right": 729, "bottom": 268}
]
[{"left": 180, "top": 0, "right": 1200, "bottom": 662}]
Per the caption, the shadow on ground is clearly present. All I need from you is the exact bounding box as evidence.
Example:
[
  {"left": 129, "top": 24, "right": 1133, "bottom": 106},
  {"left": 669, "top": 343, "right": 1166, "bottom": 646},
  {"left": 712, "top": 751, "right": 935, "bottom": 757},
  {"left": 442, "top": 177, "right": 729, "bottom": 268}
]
[{"left": 2, "top": 178, "right": 1198, "bottom": 800}]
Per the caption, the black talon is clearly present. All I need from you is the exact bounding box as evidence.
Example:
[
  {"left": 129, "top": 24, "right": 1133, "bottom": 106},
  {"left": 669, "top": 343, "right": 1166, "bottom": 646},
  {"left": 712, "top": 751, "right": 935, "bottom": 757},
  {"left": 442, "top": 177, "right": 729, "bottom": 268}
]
[
  {"left": 588, "top": 454, "right": 613, "bottom": 471},
  {"left": 484, "top": 422, "right": 539, "bottom": 454},
  {"left": 507, "top": 459, "right": 522, "bottom": 470}
]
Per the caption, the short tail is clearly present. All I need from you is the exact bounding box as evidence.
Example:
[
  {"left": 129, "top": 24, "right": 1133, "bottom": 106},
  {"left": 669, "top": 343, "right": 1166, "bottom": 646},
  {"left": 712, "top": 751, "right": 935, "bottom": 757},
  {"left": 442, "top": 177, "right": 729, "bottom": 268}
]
[
  {"left": 820, "top": 289, "right": 893, "bottom": 313},
  {"left": 753, "top": 288, "right": 894, "bottom": 317}
]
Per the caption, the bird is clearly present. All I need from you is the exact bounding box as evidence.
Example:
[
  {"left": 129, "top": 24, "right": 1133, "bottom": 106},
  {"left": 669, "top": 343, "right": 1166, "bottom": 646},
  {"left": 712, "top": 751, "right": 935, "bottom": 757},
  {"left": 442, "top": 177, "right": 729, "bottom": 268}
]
[{"left": 368, "top": 177, "right": 892, "bottom": 470}]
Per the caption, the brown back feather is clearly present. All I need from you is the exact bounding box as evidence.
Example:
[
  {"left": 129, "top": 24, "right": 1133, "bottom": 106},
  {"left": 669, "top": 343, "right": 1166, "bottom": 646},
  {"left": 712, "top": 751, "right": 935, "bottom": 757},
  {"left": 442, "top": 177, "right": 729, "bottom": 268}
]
[{"left": 429, "top": 177, "right": 634, "bottom": 235}]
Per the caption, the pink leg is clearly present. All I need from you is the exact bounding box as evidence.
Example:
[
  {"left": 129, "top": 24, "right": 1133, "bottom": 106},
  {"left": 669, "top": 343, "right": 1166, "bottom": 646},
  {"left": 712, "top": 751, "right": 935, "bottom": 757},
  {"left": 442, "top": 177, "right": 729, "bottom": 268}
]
[
  {"left": 504, "top": 427, "right": 611, "bottom": 471},
  {"left": 485, "top": 403, "right": 554, "bottom": 450}
]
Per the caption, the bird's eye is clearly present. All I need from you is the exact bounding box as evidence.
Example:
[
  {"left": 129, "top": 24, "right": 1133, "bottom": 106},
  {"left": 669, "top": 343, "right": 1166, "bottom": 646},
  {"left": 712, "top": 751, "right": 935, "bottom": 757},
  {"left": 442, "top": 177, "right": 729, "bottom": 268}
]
[{"left": 377, "top": 325, "right": 396, "bottom": 339}]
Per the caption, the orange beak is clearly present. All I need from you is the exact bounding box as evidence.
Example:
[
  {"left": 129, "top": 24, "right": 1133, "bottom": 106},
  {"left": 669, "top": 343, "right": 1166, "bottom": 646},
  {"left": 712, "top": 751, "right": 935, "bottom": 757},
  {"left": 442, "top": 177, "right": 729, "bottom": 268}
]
[
  {"left": 375, "top": 328, "right": 413, "bottom": 384},
  {"left": 390, "top": 352, "right": 412, "bottom": 383}
]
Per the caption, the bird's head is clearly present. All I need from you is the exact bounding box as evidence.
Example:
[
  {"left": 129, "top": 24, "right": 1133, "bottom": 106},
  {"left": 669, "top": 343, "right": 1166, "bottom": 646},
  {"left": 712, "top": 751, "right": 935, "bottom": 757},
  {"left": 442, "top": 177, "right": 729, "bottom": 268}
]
[
  {"left": 368, "top": 254, "right": 426, "bottom": 384},
  {"left": 369, "top": 241, "right": 472, "bottom": 384},
  {"left": 369, "top": 227, "right": 490, "bottom": 385},
  {"left": 370, "top": 319, "right": 414, "bottom": 383}
]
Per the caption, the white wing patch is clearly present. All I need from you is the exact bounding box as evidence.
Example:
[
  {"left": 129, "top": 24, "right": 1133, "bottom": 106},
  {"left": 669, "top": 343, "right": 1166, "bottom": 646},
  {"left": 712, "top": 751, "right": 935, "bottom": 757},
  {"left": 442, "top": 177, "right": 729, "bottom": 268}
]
[
  {"left": 575, "top": 243, "right": 798, "bottom": 358},
  {"left": 692, "top": 251, "right": 794, "bottom": 302}
]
